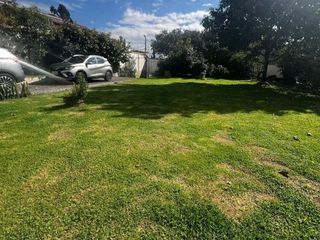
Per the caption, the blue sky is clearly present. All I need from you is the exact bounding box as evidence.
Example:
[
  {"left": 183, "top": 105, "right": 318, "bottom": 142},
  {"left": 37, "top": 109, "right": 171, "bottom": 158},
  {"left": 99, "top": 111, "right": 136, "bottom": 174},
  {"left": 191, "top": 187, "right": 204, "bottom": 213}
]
[{"left": 17, "top": 0, "right": 219, "bottom": 50}]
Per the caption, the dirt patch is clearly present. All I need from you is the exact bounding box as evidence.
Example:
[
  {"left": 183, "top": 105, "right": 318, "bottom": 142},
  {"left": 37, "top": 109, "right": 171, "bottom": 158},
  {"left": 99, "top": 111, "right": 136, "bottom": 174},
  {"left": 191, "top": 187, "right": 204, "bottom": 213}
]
[
  {"left": 68, "top": 112, "right": 85, "bottom": 117},
  {"left": 149, "top": 175, "right": 189, "bottom": 190},
  {"left": 0, "top": 133, "right": 18, "bottom": 140},
  {"left": 213, "top": 132, "right": 235, "bottom": 145},
  {"left": 216, "top": 163, "right": 237, "bottom": 172},
  {"left": 247, "top": 145, "right": 320, "bottom": 206},
  {"left": 48, "top": 129, "right": 72, "bottom": 141},
  {"left": 172, "top": 145, "right": 193, "bottom": 154},
  {"left": 137, "top": 221, "right": 164, "bottom": 234},
  {"left": 203, "top": 163, "right": 276, "bottom": 221},
  {"left": 209, "top": 191, "right": 275, "bottom": 221},
  {"left": 149, "top": 165, "right": 276, "bottom": 221},
  {"left": 24, "top": 166, "right": 62, "bottom": 191},
  {"left": 159, "top": 114, "right": 179, "bottom": 122},
  {"left": 287, "top": 175, "right": 320, "bottom": 206}
]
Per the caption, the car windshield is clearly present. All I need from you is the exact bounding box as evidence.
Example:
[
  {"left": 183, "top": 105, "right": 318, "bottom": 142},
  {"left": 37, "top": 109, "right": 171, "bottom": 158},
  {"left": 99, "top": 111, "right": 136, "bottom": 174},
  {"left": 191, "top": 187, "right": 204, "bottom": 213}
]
[{"left": 64, "top": 56, "right": 87, "bottom": 64}]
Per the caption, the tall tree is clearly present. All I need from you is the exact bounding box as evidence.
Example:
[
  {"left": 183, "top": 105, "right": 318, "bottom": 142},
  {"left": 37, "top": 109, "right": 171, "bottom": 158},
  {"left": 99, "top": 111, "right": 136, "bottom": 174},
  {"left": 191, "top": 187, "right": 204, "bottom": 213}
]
[
  {"left": 50, "top": 4, "right": 73, "bottom": 22},
  {"left": 203, "top": 0, "right": 320, "bottom": 82}
]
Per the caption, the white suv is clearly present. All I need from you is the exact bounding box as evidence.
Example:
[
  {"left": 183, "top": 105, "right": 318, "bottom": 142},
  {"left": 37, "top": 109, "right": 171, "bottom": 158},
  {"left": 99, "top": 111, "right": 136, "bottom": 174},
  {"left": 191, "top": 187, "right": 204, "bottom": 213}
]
[{"left": 50, "top": 55, "right": 113, "bottom": 82}]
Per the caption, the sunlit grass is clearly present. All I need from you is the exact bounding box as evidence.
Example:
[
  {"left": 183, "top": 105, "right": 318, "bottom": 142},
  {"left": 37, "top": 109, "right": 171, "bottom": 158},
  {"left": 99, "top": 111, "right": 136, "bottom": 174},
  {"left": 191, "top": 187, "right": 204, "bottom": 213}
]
[{"left": 1, "top": 78, "right": 319, "bottom": 239}]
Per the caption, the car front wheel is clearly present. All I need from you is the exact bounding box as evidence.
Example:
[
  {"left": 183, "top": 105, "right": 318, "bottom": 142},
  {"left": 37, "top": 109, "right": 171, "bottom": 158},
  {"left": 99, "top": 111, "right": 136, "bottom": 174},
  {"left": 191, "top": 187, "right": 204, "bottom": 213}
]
[
  {"left": 105, "top": 71, "right": 112, "bottom": 82},
  {"left": 0, "top": 73, "right": 16, "bottom": 91}
]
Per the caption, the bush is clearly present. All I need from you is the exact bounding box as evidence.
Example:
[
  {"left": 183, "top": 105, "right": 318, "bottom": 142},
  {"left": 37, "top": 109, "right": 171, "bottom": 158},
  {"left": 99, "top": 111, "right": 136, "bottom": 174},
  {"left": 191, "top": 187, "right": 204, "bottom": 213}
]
[
  {"left": 228, "top": 51, "right": 253, "bottom": 79},
  {"left": 63, "top": 75, "right": 88, "bottom": 106},
  {"left": 207, "top": 64, "right": 230, "bottom": 79},
  {"left": 280, "top": 52, "right": 320, "bottom": 91},
  {"left": 0, "top": 81, "right": 31, "bottom": 100},
  {"left": 158, "top": 48, "right": 207, "bottom": 79}
]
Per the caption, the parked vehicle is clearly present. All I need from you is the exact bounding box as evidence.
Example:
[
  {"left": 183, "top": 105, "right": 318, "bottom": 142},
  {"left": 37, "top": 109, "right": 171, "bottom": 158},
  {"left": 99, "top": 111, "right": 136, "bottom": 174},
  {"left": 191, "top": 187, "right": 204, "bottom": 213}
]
[
  {"left": 50, "top": 55, "right": 113, "bottom": 82},
  {"left": 0, "top": 48, "right": 25, "bottom": 89}
]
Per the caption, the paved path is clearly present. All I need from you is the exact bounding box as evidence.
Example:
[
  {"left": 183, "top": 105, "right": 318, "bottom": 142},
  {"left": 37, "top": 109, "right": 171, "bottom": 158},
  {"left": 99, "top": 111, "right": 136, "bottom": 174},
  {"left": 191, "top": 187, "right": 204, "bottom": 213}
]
[{"left": 28, "top": 77, "right": 130, "bottom": 95}]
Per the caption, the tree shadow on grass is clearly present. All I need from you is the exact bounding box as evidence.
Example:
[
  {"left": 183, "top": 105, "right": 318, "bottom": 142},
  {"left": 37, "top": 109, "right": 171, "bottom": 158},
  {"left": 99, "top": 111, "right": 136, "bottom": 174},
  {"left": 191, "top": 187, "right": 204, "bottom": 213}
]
[{"left": 45, "top": 81, "right": 320, "bottom": 119}]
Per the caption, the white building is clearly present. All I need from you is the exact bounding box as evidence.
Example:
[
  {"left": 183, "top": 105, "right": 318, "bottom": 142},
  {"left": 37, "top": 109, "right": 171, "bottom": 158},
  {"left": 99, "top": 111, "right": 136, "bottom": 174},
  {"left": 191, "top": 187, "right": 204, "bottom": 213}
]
[{"left": 122, "top": 50, "right": 161, "bottom": 78}]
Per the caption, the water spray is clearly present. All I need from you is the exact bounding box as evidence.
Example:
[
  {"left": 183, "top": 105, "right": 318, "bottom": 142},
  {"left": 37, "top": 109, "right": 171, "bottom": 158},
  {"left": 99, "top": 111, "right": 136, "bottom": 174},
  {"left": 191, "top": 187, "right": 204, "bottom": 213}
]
[{"left": 18, "top": 59, "right": 64, "bottom": 81}]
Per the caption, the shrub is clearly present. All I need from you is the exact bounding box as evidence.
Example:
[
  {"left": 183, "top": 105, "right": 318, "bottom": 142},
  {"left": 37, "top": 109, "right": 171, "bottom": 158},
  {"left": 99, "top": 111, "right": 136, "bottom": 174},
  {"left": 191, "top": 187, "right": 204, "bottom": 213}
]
[
  {"left": 0, "top": 81, "right": 31, "bottom": 100},
  {"left": 158, "top": 48, "right": 208, "bottom": 79},
  {"left": 228, "top": 51, "right": 253, "bottom": 79},
  {"left": 63, "top": 75, "right": 88, "bottom": 106},
  {"left": 279, "top": 52, "right": 320, "bottom": 91},
  {"left": 207, "top": 64, "right": 230, "bottom": 79},
  {"left": 20, "top": 82, "right": 31, "bottom": 97}
]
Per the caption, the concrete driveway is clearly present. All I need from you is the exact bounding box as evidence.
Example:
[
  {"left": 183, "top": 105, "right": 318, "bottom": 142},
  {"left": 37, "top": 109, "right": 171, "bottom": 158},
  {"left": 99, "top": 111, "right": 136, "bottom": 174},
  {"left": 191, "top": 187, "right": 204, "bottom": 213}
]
[{"left": 27, "top": 76, "right": 130, "bottom": 95}]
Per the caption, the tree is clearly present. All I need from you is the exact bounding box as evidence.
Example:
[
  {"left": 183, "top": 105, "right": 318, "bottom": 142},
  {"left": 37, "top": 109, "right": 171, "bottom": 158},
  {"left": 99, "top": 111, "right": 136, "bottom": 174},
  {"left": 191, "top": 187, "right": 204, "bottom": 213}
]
[
  {"left": 152, "top": 30, "right": 207, "bottom": 78},
  {"left": 0, "top": 3, "right": 130, "bottom": 71},
  {"left": 203, "top": 0, "right": 320, "bottom": 82},
  {"left": 44, "top": 23, "right": 130, "bottom": 70},
  {"left": 50, "top": 4, "right": 72, "bottom": 22},
  {"left": 0, "top": 4, "right": 52, "bottom": 64}
]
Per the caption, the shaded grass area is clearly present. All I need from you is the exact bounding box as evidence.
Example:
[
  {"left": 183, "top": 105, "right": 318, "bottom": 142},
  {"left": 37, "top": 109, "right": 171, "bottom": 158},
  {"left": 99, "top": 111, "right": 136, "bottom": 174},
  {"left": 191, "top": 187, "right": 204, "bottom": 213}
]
[{"left": 1, "top": 78, "right": 319, "bottom": 239}]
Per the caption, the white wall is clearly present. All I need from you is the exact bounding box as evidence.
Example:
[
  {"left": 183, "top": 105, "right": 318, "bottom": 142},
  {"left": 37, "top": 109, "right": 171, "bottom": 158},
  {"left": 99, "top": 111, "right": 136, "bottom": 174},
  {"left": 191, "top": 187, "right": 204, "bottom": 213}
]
[
  {"left": 146, "top": 59, "right": 160, "bottom": 77},
  {"left": 130, "top": 52, "right": 146, "bottom": 78}
]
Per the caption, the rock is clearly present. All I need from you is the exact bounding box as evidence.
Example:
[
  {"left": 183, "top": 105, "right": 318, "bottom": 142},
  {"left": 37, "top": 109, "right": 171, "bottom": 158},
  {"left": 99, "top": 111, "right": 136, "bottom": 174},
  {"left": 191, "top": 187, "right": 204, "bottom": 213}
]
[
  {"left": 307, "top": 133, "right": 312, "bottom": 137},
  {"left": 227, "top": 181, "right": 232, "bottom": 185},
  {"left": 293, "top": 136, "right": 300, "bottom": 141}
]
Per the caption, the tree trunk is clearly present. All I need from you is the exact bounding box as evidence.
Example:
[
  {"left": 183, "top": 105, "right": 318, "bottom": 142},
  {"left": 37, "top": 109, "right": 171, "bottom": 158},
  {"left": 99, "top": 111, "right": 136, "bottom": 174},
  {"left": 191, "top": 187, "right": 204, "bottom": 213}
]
[{"left": 261, "top": 48, "right": 270, "bottom": 82}]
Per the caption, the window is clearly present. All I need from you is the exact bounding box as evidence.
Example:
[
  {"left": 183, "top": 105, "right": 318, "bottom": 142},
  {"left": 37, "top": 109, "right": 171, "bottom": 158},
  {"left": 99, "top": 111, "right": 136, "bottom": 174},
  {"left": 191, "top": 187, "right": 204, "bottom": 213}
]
[
  {"left": 97, "top": 57, "right": 105, "bottom": 64},
  {"left": 65, "top": 55, "right": 87, "bottom": 64},
  {"left": 86, "top": 57, "right": 97, "bottom": 65}
]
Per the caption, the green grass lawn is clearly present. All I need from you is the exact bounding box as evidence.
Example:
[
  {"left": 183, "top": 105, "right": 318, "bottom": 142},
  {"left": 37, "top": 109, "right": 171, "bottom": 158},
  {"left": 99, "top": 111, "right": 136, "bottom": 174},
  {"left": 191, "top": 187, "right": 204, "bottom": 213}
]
[{"left": 1, "top": 78, "right": 320, "bottom": 239}]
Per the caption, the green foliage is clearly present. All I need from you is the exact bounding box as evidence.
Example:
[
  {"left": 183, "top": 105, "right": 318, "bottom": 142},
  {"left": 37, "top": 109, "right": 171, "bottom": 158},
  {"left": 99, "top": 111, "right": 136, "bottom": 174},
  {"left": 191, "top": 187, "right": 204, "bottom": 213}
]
[
  {"left": 152, "top": 28, "right": 255, "bottom": 80},
  {"left": 0, "top": 4, "right": 52, "bottom": 65},
  {"left": 19, "top": 81, "right": 31, "bottom": 97},
  {"left": 153, "top": 30, "right": 207, "bottom": 78},
  {"left": 207, "top": 65, "right": 230, "bottom": 79},
  {"left": 63, "top": 75, "right": 88, "bottom": 106},
  {"left": 0, "top": 81, "right": 31, "bottom": 100},
  {"left": 50, "top": 4, "right": 72, "bottom": 22},
  {"left": 0, "top": 4, "right": 130, "bottom": 70},
  {"left": 279, "top": 51, "right": 320, "bottom": 92},
  {"left": 202, "top": 0, "right": 320, "bottom": 84}
]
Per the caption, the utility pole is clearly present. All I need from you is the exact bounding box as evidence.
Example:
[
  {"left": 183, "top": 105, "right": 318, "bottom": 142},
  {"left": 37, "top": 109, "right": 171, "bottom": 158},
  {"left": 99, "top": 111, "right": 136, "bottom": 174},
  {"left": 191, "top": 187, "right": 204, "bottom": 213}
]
[
  {"left": 144, "top": 35, "right": 148, "bottom": 78},
  {"left": 144, "top": 35, "right": 147, "bottom": 53}
]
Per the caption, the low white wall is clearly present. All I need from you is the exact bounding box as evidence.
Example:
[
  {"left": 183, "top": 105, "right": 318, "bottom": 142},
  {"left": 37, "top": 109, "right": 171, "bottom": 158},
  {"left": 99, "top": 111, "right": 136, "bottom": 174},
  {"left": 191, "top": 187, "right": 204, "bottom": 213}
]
[
  {"left": 130, "top": 53, "right": 146, "bottom": 78},
  {"left": 147, "top": 59, "right": 160, "bottom": 77}
]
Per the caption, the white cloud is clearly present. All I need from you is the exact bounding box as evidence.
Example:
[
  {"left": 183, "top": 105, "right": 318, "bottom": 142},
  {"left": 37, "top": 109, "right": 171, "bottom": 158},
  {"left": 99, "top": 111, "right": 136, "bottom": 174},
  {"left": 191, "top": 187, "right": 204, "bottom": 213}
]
[
  {"left": 105, "top": 8, "right": 208, "bottom": 51},
  {"left": 202, "top": 3, "right": 213, "bottom": 7}
]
